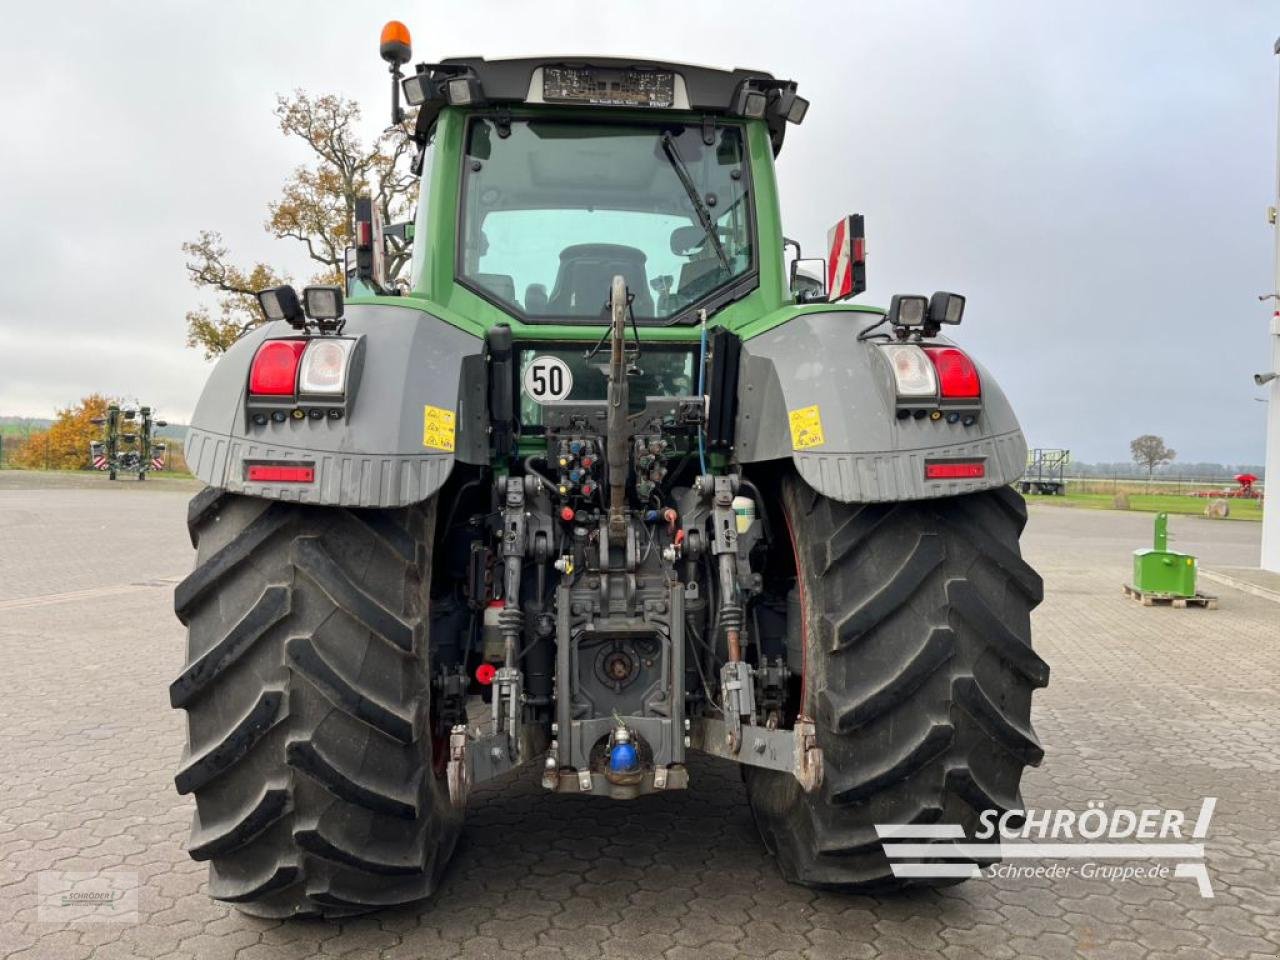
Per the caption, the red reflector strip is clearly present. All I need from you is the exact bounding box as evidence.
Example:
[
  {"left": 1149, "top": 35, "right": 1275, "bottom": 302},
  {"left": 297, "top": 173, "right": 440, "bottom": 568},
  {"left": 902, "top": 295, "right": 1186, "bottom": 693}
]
[
  {"left": 925, "top": 461, "right": 985, "bottom": 480},
  {"left": 247, "top": 464, "right": 315, "bottom": 483},
  {"left": 825, "top": 216, "right": 848, "bottom": 296}
]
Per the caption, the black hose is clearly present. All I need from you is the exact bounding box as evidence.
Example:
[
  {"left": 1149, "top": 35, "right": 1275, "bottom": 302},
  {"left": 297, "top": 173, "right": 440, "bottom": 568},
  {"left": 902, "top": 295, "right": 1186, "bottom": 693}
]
[
  {"left": 442, "top": 476, "right": 485, "bottom": 533},
  {"left": 857, "top": 316, "right": 891, "bottom": 341},
  {"left": 522, "top": 456, "right": 559, "bottom": 495}
]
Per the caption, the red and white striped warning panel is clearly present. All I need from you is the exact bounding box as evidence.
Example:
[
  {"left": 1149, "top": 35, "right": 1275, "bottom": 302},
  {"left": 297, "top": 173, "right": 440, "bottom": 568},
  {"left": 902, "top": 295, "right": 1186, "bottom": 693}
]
[
  {"left": 92, "top": 456, "right": 108, "bottom": 470},
  {"left": 826, "top": 214, "right": 867, "bottom": 302},
  {"left": 151, "top": 457, "right": 165, "bottom": 470}
]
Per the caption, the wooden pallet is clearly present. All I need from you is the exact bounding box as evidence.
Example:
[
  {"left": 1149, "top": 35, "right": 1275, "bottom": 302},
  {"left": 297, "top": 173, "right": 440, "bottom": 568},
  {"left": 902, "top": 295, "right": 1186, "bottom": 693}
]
[{"left": 1123, "top": 584, "right": 1218, "bottom": 609}]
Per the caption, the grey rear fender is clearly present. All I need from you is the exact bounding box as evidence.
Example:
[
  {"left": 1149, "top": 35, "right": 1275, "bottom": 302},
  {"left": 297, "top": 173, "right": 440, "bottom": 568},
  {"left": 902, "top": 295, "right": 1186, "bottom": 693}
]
[
  {"left": 185, "top": 304, "right": 486, "bottom": 507},
  {"left": 734, "top": 311, "right": 1027, "bottom": 503}
]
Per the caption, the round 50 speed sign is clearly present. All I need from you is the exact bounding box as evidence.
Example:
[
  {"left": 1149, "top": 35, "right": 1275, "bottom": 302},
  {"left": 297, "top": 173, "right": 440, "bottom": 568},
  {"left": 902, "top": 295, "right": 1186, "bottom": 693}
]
[{"left": 522, "top": 355, "right": 574, "bottom": 403}]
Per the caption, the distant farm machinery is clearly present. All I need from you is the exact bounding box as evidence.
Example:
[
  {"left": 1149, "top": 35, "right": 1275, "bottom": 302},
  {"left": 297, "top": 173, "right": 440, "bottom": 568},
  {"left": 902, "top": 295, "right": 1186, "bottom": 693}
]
[
  {"left": 89, "top": 401, "right": 167, "bottom": 480},
  {"left": 1020, "top": 448, "right": 1069, "bottom": 495},
  {"left": 1189, "top": 474, "right": 1262, "bottom": 500}
]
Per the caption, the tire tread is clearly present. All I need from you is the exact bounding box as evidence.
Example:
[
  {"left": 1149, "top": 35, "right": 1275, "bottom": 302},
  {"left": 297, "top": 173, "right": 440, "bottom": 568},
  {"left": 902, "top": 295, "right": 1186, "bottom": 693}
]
[
  {"left": 172, "top": 491, "right": 458, "bottom": 917},
  {"left": 746, "top": 479, "right": 1046, "bottom": 890}
]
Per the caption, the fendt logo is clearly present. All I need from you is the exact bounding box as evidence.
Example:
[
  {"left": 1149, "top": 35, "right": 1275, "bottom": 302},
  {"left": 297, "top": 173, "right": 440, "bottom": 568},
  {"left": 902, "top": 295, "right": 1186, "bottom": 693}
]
[{"left": 876, "top": 798, "right": 1217, "bottom": 897}]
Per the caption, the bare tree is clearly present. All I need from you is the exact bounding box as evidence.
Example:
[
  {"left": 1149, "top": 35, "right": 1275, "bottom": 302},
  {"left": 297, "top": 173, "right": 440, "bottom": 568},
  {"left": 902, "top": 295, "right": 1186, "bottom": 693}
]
[
  {"left": 184, "top": 92, "right": 417, "bottom": 358},
  {"left": 1130, "top": 434, "right": 1176, "bottom": 480}
]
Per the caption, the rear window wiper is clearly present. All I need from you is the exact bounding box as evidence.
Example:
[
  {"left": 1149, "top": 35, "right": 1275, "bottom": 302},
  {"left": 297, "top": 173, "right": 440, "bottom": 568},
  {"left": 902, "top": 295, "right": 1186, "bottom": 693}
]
[{"left": 660, "top": 132, "right": 731, "bottom": 274}]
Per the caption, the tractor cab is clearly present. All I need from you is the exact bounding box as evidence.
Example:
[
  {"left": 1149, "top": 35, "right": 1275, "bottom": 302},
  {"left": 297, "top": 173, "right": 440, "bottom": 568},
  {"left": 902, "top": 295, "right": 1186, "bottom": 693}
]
[{"left": 355, "top": 31, "right": 830, "bottom": 328}]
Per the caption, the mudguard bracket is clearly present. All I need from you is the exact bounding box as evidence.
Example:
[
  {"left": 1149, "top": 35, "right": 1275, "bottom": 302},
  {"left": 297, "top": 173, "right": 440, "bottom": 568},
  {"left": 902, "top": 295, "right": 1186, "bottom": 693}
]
[{"left": 691, "top": 717, "right": 823, "bottom": 793}]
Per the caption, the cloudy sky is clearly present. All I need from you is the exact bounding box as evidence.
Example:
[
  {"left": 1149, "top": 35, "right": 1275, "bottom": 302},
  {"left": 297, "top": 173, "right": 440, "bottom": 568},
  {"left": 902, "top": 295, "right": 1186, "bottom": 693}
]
[{"left": 1, "top": 1, "right": 1276, "bottom": 463}]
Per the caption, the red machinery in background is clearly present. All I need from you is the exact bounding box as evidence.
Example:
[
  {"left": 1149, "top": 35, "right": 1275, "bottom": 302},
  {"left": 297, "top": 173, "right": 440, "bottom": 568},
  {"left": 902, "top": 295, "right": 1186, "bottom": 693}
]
[{"left": 1191, "top": 473, "right": 1262, "bottom": 499}]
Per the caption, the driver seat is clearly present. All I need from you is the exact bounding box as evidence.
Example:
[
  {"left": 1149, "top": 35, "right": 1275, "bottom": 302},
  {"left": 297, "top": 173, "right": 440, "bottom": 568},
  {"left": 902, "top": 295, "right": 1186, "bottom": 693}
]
[{"left": 548, "top": 244, "right": 654, "bottom": 316}]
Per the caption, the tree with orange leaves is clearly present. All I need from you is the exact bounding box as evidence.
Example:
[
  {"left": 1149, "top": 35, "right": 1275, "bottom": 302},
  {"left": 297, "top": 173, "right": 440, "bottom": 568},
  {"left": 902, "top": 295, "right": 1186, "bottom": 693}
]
[
  {"left": 12, "top": 394, "right": 113, "bottom": 470},
  {"left": 183, "top": 92, "right": 417, "bottom": 358}
]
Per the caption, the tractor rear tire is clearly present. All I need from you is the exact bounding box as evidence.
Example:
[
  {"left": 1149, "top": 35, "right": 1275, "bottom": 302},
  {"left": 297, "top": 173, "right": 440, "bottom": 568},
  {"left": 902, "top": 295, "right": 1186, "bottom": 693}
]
[
  {"left": 745, "top": 478, "right": 1048, "bottom": 890},
  {"left": 171, "top": 489, "right": 461, "bottom": 917}
]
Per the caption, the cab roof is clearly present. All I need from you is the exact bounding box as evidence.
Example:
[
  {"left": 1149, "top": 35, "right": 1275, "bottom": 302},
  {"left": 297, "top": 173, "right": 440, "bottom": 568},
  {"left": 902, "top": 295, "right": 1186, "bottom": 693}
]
[
  {"left": 408, "top": 56, "right": 805, "bottom": 154},
  {"left": 440, "top": 56, "right": 773, "bottom": 110}
]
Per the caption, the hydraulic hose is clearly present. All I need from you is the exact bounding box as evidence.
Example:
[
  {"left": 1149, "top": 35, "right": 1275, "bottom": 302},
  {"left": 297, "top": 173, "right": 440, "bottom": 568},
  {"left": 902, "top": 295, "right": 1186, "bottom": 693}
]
[{"left": 522, "top": 456, "right": 558, "bottom": 495}]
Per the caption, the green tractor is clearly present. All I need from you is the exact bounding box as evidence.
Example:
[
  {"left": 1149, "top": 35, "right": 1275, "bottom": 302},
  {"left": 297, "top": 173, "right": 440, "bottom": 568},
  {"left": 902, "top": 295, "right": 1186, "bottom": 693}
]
[{"left": 172, "top": 22, "right": 1047, "bottom": 918}]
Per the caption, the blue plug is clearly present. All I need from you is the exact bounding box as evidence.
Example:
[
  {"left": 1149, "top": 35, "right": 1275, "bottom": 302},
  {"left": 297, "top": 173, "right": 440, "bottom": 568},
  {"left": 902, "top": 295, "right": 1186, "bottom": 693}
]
[{"left": 608, "top": 741, "right": 639, "bottom": 773}]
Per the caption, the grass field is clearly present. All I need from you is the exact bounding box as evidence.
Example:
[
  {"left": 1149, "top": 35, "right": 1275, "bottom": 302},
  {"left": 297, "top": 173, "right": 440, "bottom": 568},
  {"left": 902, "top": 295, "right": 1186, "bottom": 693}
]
[
  {"left": 1064, "top": 477, "right": 1264, "bottom": 496},
  {"left": 1026, "top": 490, "right": 1263, "bottom": 521},
  {"left": 0, "top": 469, "right": 200, "bottom": 491},
  {"left": 0, "top": 465, "right": 195, "bottom": 480},
  {"left": 0, "top": 422, "right": 52, "bottom": 436}
]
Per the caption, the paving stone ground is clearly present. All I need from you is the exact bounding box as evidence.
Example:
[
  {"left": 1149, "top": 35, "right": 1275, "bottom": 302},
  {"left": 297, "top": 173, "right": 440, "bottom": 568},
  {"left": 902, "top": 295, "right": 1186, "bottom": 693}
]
[{"left": 1, "top": 477, "right": 1277, "bottom": 960}]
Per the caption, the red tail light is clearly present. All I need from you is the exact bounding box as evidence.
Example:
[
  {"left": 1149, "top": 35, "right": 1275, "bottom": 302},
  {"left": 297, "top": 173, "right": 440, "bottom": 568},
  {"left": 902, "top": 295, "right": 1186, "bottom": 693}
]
[
  {"left": 923, "top": 347, "right": 981, "bottom": 398},
  {"left": 249, "top": 340, "right": 307, "bottom": 395}
]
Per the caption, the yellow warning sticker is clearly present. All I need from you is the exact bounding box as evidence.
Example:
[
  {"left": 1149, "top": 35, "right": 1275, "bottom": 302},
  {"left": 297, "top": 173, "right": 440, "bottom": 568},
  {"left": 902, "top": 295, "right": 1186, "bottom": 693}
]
[
  {"left": 788, "top": 405, "right": 826, "bottom": 450},
  {"left": 422, "top": 405, "right": 456, "bottom": 452}
]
